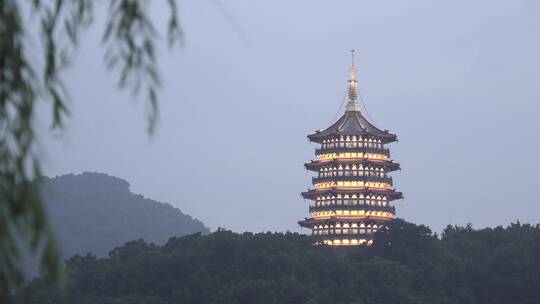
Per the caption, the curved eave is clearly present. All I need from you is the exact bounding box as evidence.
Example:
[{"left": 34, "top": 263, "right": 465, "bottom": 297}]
[
  {"left": 304, "top": 159, "right": 401, "bottom": 172},
  {"left": 298, "top": 216, "right": 391, "bottom": 228},
  {"left": 307, "top": 111, "right": 398, "bottom": 144},
  {"left": 301, "top": 188, "right": 404, "bottom": 201},
  {"left": 308, "top": 132, "right": 397, "bottom": 144}
]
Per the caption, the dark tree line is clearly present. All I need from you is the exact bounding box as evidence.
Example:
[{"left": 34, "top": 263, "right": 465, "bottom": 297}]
[{"left": 13, "top": 219, "right": 540, "bottom": 304}]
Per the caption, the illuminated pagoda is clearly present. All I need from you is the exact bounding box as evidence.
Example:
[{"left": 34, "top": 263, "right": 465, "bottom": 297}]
[{"left": 299, "top": 50, "right": 403, "bottom": 246}]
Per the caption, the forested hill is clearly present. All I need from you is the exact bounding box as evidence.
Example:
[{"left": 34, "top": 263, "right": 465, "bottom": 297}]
[
  {"left": 20, "top": 219, "right": 540, "bottom": 304},
  {"left": 41, "top": 172, "right": 210, "bottom": 258}
]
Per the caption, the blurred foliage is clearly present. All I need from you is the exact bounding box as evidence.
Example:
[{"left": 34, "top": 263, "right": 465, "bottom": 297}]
[
  {"left": 0, "top": 0, "right": 181, "bottom": 300},
  {"left": 12, "top": 219, "right": 540, "bottom": 304}
]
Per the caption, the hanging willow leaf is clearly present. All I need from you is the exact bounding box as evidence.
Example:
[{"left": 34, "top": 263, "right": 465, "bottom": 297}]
[{"left": 0, "top": 0, "right": 182, "bottom": 301}]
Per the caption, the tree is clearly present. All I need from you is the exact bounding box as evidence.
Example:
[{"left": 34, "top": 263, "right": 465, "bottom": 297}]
[
  {"left": 0, "top": 0, "right": 182, "bottom": 300},
  {"left": 15, "top": 224, "right": 540, "bottom": 303}
]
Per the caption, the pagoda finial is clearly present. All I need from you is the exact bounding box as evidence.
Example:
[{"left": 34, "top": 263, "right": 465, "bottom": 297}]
[
  {"left": 346, "top": 49, "right": 361, "bottom": 112},
  {"left": 350, "top": 49, "right": 357, "bottom": 80}
]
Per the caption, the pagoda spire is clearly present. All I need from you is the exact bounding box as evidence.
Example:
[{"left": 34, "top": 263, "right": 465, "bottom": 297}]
[{"left": 346, "top": 49, "right": 361, "bottom": 112}]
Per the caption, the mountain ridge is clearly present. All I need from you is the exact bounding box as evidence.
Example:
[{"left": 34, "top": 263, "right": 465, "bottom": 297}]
[{"left": 41, "top": 172, "right": 210, "bottom": 258}]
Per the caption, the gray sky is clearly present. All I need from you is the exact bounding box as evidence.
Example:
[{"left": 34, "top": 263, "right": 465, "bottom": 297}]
[{"left": 38, "top": 0, "right": 540, "bottom": 233}]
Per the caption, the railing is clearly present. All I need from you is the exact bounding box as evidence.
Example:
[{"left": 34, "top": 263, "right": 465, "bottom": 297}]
[
  {"left": 315, "top": 146, "right": 390, "bottom": 156},
  {"left": 312, "top": 175, "right": 393, "bottom": 185},
  {"left": 309, "top": 205, "right": 395, "bottom": 213},
  {"left": 311, "top": 232, "right": 377, "bottom": 240}
]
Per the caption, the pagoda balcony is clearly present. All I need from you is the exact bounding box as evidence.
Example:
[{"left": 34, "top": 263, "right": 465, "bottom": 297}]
[
  {"left": 298, "top": 216, "right": 392, "bottom": 228},
  {"left": 301, "top": 188, "right": 404, "bottom": 201},
  {"left": 304, "top": 159, "right": 401, "bottom": 172},
  {"left": 315, "top": 146, "right": 390, "bottom": 157},
  {"left": 309, "top": 205, "right": 395, "bottom": 213},
  {"left": 312, "top": 175, "right": 393, "bottom": 185},
  {"left": 311, "top": 232, "right": 377, "bottom": 240}
]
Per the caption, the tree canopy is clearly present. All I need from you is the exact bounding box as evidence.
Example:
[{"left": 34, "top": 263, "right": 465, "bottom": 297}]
[{"left": 14, "top": 219, "right": 540, "bottom": 304}]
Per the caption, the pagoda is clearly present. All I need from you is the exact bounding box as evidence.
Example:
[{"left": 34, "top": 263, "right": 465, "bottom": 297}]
[{"left": 299, "top": 50, "right": 403, "bottom": 246}]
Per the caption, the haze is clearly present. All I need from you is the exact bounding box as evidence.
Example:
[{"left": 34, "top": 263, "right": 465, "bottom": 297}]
[{"left": 38, "top": 0, "right": 540, "bottom": 233}]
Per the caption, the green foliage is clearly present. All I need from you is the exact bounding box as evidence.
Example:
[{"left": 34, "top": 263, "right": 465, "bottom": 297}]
[
  {"left": 0, "top": 0, "right": 181, "bottom": 300},
  {"left": 14, "top": 220, "right": 540, "bottom": 304}
]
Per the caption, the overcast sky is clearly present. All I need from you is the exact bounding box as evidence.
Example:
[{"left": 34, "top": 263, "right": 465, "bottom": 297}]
[{"left": 38, "top": 0, "right": 540, "bottom": 233}]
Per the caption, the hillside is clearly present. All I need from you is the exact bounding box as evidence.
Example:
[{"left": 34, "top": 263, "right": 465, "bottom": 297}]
[
  {"left": 18, "top": 219, "right": 540, "bottom": 304},
  {"left": 41, "top": 172, "right": 209, "bottom": 258}
]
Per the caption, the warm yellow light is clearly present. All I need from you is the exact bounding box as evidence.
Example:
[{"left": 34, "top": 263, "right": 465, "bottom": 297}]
[
  {"left": 320, "top": 238, "right": 373, "bottom": 246},
  {"left": 310, "top": 210, "right": 393, "bottom": 219},
  {"left": 314, "top": 181, "right": 391, "bottom": 190},
  {"left": 317, "top": 152, "right": 388, "bottom": 161}
]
